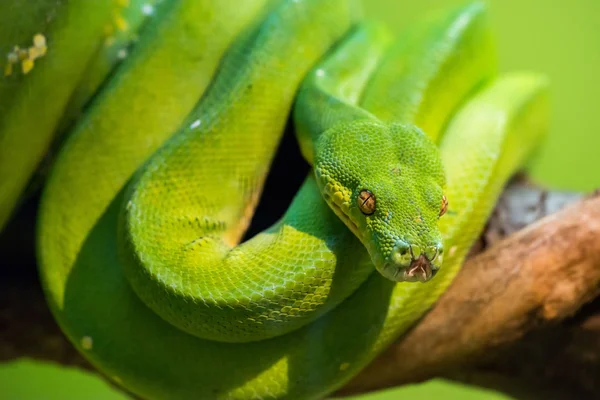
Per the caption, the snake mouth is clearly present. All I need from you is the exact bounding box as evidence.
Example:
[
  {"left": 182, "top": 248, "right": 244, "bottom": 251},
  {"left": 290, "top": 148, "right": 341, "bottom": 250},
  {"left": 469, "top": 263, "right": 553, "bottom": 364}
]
[
  {"left": 381, "top": 255, "right": 437, "bottom": 283},
  {"left": 404, "top": 255, "right": 435, "bottom": 282}
]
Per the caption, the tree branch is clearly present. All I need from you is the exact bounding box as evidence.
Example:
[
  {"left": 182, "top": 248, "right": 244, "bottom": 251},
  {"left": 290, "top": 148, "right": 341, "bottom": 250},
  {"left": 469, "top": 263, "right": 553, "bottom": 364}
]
[{"left": 339, "top": 191, "right": 600, "bottom": 398}]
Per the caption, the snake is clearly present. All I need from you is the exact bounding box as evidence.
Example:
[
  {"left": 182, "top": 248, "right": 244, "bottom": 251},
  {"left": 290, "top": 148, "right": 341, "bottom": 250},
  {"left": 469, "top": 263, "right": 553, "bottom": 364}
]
[
  {"left": 0, "top": 0, "right": 158, "bottom": 230},
  {"left": 29, "top": 0, "right": 548, "bottom": 399}
]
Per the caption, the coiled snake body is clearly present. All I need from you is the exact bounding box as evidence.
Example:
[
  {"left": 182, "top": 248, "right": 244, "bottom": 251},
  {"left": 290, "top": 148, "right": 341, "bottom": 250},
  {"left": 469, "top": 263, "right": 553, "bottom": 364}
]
[{"left": 29, "top": 0, "right": 548, "bottom": 399}]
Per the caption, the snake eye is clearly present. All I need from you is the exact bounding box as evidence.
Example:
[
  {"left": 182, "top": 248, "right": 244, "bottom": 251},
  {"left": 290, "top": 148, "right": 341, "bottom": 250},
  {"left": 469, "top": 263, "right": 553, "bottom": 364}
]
[
  {"left": 358, "top": 189, "right": 376, "bottom": 215},
  {"left": 439, "top": 195, "right": 448, "bottom": 217}
]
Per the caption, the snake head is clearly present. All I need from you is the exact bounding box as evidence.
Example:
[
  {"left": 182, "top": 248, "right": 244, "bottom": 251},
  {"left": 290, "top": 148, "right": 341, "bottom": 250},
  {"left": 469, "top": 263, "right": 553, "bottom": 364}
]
[{"left": 314, "top": 120, "right": 447, "bottom": 283}]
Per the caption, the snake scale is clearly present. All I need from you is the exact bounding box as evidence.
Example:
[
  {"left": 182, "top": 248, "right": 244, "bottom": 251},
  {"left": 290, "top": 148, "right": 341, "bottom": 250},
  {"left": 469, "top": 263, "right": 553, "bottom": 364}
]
[{"left": 1, "top": 0, "right": 548, "bottom": 399}]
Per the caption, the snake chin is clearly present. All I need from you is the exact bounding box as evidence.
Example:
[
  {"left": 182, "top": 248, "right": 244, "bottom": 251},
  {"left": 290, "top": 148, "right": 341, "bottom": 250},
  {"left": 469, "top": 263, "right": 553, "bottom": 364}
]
[{"left": 380, "top": 254, "right": 439, "bottom": 283}]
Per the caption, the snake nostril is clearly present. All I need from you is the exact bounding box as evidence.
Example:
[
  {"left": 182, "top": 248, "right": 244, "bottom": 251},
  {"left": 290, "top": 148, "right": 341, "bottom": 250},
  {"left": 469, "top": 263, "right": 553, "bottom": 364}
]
[
  {"left": 392, "top": 241, "right": 412, "bottom": 266},
  {"left": 395, "top": 241, "right": 409, "bottom": 255}
]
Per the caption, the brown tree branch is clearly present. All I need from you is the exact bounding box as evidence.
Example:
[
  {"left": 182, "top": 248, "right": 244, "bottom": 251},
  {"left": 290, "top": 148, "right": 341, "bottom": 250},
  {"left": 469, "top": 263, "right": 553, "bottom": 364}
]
[
  {"left": 448, "top": 302, "right": 600, "bottom": 399},
  {"left": 339, "top": 192, "right": 600, "bottom": 398},
  {"left": 0, "top": 282, "right": 92, "bottom": 370}
]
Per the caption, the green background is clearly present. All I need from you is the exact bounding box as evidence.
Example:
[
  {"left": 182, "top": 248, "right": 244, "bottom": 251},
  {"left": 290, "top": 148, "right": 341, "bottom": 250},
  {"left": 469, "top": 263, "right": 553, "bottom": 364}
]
[
  {"left": 1, "top": 360, "right": 511, "bottom": 400},
  {"left": 366, "top": 0, "right": 600, "bottom": 191},
  {"left": 2, "top": 0, "right": 598, "bottom": 399}
]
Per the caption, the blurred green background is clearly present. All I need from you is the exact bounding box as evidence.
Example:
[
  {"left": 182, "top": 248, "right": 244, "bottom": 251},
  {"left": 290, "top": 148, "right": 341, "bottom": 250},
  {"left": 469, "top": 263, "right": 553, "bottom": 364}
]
[
  {"left": 1, "top": 360, "right": 513, "bottom": 399},
  {"left": 2, "top": 0, "right": 599, "bottom": 399},
  {"left": 1, "top": 360, "right": 512, "bottom": 399},
  {"left": 366, "top": 0, "right": 600, "bottom": 191}
]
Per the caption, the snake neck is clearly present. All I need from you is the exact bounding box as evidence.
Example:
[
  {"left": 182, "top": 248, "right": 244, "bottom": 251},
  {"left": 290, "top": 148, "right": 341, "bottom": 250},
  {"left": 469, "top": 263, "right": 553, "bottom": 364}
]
[
  {"left": 293, "top": 23, "right": 393, "bottom": 164},
  {"left": 293, "top": 5, "right": 498, "bottom": 284}
]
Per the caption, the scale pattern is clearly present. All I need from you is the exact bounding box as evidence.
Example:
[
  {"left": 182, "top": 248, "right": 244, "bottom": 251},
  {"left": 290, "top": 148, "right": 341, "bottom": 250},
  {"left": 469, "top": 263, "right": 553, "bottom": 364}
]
[{"left": 36, "top": 1, "right": 547, "bottom": 399}]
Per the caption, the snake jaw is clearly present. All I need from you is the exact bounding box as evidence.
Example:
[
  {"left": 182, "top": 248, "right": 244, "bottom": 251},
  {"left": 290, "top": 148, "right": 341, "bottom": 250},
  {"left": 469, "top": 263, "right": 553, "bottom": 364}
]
[
  {"left": 381, "top": 255, "right": 437, "bottom": 283},
  {"left": 380, "top": 241, "right": 442, "bottom": 283},
  {"left": 324, "top": 192, "right": 362, "bottom": 240},
  {"left": 404, "top": 255, "right": 435, "bottom": 282},
  {"left": 320, "top": 179, "right": 365, "bottom": 240}
]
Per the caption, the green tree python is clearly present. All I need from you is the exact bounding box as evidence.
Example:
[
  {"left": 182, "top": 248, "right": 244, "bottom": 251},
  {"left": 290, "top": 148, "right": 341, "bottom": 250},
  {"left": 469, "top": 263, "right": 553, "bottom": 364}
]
[{"left": 2, "top": 0, "right": 548, "bottom": 399}]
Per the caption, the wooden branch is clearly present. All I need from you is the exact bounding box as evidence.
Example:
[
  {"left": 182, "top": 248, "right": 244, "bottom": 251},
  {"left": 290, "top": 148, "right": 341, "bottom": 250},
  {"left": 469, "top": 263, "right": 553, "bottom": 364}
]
[
  {"left": 338, "top": 192, "right": 600, "bottom": 397},
  {"left": 0, "top": 283, "right": 92, "bottom": 371},
  {"left": 448, "top": 303, "right": 600, "bottom": 399}
]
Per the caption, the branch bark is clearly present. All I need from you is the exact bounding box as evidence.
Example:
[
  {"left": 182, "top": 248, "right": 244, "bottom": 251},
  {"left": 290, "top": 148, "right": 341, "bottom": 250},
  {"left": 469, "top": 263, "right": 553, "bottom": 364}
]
[{"left": 339, "top": 191, "right": 600, "bottom": 398}]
